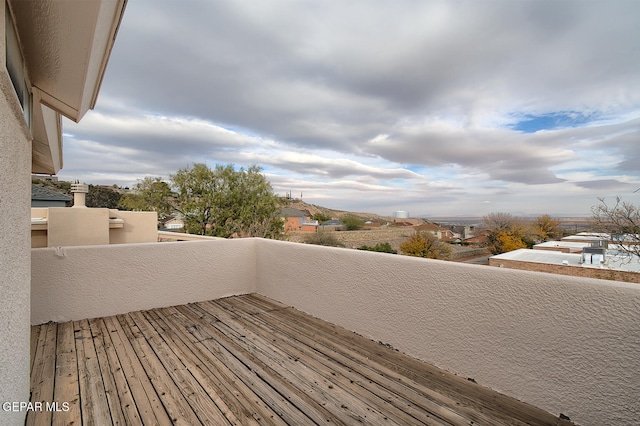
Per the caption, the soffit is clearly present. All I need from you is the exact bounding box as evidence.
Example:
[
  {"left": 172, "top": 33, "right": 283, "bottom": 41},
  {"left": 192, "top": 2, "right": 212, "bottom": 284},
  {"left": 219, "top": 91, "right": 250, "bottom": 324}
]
[
  {"left": 9, "top": 0, "right": 126, "bottom": 122},
  {"left": 32, "top": 89, "right": 62, "bottom": 175}
]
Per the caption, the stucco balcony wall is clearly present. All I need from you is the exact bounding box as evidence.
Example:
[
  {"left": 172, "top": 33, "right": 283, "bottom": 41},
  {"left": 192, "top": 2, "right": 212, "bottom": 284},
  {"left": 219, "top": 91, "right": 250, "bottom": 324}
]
[
  {"left": 31, "top": 239, "right": 256, "bottom": 324},
  {"left": 31, "top": 238, "right": 640, "bottom": 425},
  {"left": 254, "top": 238, "right": 640, "bottom": 426}
]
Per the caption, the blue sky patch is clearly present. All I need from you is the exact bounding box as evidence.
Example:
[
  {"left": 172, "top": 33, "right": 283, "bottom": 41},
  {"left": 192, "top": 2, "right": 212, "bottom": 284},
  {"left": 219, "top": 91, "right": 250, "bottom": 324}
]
[{"left": 511, "top": 112, "right": 595, "bottom": 133}]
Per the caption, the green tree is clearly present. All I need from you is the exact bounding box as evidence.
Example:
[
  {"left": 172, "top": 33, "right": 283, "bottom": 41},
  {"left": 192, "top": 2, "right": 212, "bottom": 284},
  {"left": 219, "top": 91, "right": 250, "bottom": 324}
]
[
  {"left": 400, "top": 231, "right": 452, "bottom": 260},
  {"left": 86, "top": 185, "right": 121, "bottom": 209},
  {"left": 340, "top": 214, "right": 364, "bottom": 230},
  {"left": 224, "top": 165, "right": 283, "bottom": 238},
  {"left": 119, "top": 177, "right": 174, "bottom": 221},
  {"left": 171, "top": 163, "right": 282, "bottom": 238},
  {"left": 311, "top": 212, "right": 332, "bottom": 223},
  {"left": 171, "top": 163, "right": 218, "bottom": 235}
]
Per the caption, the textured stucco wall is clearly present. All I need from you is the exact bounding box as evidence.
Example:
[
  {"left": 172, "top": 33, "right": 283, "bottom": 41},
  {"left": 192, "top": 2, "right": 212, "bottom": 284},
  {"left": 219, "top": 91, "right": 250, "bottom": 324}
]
[
  {"left": 47, "top": 207, "right": 110, "bottom": 246},
  {"left": 108, "top": 210, "right": 158, "bottom": 244},
  {"left": 29, "top": 237, "right": 640, "bottom": 425},
  {"left": 0, "top": 26, "right": 32, "bottom": 426},
  {"left": 31, "top": 239, "right": 256, "bottom": 324},
  {"left": 255, "top": 239, "right": 640, "bottom": 426}
]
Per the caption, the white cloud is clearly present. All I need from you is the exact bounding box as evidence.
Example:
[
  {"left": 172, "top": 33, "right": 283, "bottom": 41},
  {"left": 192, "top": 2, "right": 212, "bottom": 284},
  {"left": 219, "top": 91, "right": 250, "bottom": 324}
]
[{"left": 59, "top": 0, "right": 640, "bottom": 216}]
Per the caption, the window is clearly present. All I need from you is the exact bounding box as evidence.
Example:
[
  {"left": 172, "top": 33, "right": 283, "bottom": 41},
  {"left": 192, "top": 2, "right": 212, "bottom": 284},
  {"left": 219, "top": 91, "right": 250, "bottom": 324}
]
[{"left": 5, "top": 1, "right": 31, "bottom": 126}]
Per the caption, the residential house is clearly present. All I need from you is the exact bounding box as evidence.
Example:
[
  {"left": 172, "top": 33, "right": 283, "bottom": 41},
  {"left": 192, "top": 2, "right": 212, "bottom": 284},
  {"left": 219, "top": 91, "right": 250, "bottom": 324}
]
[
  {"left": 31, "top": 184, "right": 72, "bottom": 207},
  {"left": 449, "top": 224, "right": 476, "bottom": 240},
  {"left": 491, "top": 235, "right": 640, "bottom": 283},
  {"left": 319, "top": 219, "right": 347, "bottom": 231},
  {"left": 463, "top": 229, "right": 490, "bottom": 246},
  {"left": 161, "top": 216, "right": 185, "bottom": 231},
  {"left": 414, "top": 223, "right": 458, "bottom": 242},
  {"left": 281, "top": 207, "right": 318, "bottom": 232},
  {"left": 533, "top": 240, "right": 589, "bottom": 253},
  {"left": 489, "top": 246, "right": 640, "bottom": 283}
]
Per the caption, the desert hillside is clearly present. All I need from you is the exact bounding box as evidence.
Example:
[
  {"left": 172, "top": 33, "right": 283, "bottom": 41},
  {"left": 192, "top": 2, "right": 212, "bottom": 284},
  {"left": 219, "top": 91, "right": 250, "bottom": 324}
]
[{"left": 283, "top": 199, "right": 426, "bottom": 225}]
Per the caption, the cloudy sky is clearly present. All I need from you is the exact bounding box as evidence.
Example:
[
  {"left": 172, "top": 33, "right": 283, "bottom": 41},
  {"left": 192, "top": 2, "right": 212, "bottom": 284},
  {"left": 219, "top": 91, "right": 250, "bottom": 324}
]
[{"left": 59, "top": 0, "right": 640, "bottom": 217}]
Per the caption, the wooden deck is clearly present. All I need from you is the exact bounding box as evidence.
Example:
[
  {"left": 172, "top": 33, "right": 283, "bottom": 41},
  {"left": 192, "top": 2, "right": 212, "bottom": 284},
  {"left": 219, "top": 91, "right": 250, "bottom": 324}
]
[{"left": 29, "top": 294, "right": 572, "bottom": 425}]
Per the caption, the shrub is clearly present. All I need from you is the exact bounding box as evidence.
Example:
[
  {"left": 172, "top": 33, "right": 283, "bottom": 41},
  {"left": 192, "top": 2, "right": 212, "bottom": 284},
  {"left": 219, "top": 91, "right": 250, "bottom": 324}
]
[
  {"left": 400, "top": 231, "right": 452, "bottom": 260},
  {"left": 358, "top": 242, "right": 397, "bottom": 254},
  {"left": 303, "top": 232, "right": 344, "bottom": 247},
  {"left": 340, "top": 214, "right": 365, "bottom": 230}
]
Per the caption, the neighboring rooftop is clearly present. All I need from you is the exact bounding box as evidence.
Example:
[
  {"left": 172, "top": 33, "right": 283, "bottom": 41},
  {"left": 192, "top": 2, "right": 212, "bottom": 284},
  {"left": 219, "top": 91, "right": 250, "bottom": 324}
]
[
  {"left": 493, "top": 248, "right": 640, "bottom": 273},
  {"left": 533, "top": 240, "right": 590, "bottom": 253},
  {"left": 490, "top": 247, "right": 640, "bottom": 284},
  {"left": 31, "top": 184, "right": 72, "bottom": 203},
  {"left": 29, "top": 294, "right": 570, "bottom": 426},
  {"left": 561, "top": 233, "right": 610, "bottom": 243}
]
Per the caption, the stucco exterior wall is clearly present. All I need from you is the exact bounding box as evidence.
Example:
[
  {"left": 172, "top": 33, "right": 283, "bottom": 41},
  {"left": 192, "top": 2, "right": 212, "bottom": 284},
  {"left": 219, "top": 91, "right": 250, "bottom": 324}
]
[
  {"left": 46, "top": 207, "right": 110, "bottom": 246},
  {"left": 31, "top": 208, "right": 158, "bottom": 247},
  {"left": 108, "top": 210, "right": 158, "bottom": 244},
  {"left": 0, "top": 20, "right": 32, "bottom": 426},
  {"left": 255, "top": 239, "right": 640, "bottom": 426},
  {"left": 31, "top": 239, "right": 256, "bottom": 324}
]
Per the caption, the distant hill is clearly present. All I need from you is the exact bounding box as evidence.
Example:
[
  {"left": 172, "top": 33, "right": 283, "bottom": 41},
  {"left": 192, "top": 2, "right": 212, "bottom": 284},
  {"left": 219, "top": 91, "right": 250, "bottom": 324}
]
[{"left": 282, "top": 198, "right": 426, "bottom": 225}]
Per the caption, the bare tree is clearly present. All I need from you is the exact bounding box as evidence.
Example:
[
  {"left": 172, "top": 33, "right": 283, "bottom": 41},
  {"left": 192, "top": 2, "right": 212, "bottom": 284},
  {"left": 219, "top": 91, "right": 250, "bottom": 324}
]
[{"left": 591, "top": 197, "right": 640, "bottom": 260}]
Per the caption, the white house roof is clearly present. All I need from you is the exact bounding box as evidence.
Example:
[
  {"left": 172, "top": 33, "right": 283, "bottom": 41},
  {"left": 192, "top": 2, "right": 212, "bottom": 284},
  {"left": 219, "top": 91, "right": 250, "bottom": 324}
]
[
  {"left": 533, "top": 240, "right": 588, "bottom": 252},
  {"left": 492, "top": 248, "right": 640, "bottom": 273}
]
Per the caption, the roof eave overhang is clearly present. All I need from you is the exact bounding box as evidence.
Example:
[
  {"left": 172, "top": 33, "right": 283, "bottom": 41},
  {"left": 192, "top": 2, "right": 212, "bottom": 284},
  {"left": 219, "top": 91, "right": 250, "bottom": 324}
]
[
  {"left": 8, "top": 0, "right": 127, "bottom": 175},
  {"left": 10, "top": 0, "right": 127, "bottom": 122}
]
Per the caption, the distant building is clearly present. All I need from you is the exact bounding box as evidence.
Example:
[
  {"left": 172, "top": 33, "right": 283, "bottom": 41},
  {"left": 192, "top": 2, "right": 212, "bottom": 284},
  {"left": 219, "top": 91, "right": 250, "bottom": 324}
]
[
  {"left": 31, "top": 184, "right": 72, "bottom": 207},
  {"left": 448, "top": 225, "right": 476, "bottom": 240},
  {"left": 161, "top": 216, "right": 185, "bottom": 230},
  {"left": 533, "top": 240, "right": 589, "bottom": 253},
  {"left": 281, "top": 207, "right": 318, "bottom": 232},
  {"left": 414, "top": 223, "right": 457, "bottom": 241},
  {"left": 319, "top": 220, "right": 347, "bottom": 232},
  {"left": 393, "top": 210, "right": 409, "bottom": 220},
  {"left": 489, "top": 243, "right": 640, "bottom": 283}
]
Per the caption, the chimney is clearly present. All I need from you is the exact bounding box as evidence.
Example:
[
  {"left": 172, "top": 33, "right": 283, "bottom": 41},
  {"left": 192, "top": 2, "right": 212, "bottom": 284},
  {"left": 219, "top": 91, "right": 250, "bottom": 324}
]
[{"left": 70, "top": 183, "right": 89, "bottom": 208}]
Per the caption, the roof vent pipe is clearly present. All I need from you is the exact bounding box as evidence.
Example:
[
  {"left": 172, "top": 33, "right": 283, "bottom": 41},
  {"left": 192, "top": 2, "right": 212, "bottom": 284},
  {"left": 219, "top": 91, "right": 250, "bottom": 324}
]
[{"left": 70, "top": 183, "right": 89, "bottom": 208}]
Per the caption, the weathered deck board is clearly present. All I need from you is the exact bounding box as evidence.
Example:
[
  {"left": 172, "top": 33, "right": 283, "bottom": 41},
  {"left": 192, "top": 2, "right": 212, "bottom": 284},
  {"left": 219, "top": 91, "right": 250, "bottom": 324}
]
[
  {"left": 75, "top": 318, "right": 111, "bottom": 425},
  {"left": 102, "top": 315, "right": 171, "bottom": 425},
  {"left": 27, "top": 322, "right": 57, "bottom": 426},
  {"left": 191, "top": 301, "right": 410, "bottom": 425},
  {"left": 157, "top": 306, "right": 287, "bottom": 425},
  {"left": 29, "top": 294, "right": 573, "bottom": 425},
  {"left": 52, "top": 321, "right": 81, "bottom": 425},
  {"left": 237, "top": 294, "right": 502, "bottom": 425},
  {"left": 212, "top": 297, "right": 465, "bottom": 425}
]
